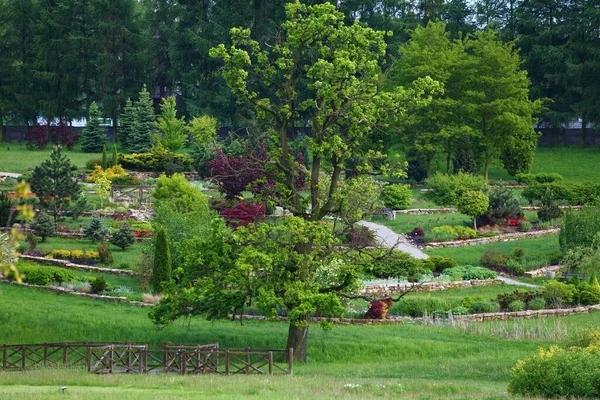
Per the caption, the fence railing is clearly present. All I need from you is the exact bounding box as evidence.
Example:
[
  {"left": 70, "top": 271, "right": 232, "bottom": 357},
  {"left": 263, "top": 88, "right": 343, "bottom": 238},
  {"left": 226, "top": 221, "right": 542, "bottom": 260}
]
[{"left": 0, "top": 342, "right": 292, "bottom": 376}]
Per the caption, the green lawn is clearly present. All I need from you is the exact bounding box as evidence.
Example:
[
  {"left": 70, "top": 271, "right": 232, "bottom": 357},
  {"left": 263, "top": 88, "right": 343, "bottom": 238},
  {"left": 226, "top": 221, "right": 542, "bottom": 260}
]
[
  {"left": 3, "top": 283, "right": 600, "bottom": 399},
  {"left": 0, "top": 143, "right": 102, "bottom": 173},
  {"left": 34, "top": 236, "right": 144, "bottom": 270},
  {"left": 425, "top": 235, "right": 560, "bottom": 269}
]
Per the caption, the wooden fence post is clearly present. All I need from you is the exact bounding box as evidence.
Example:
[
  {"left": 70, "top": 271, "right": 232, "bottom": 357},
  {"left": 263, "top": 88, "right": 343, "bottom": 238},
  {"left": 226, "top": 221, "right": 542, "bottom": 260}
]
[
  {"left": 288, "top": 348, "right": 293, "bottom": 376},
  {"left": 2, "top": 345, "right": 6, "bottom": 369},
  {"left": 181, "top": 351, "right": 187, "bottom": 375},
  {"left": 21, "top": 346, "right": 26, "bottom": 370},
  {"left": 63, "top": 343, "right": 68, "bottom": 367},
  {"left": 43, "top": 344, "right": 48, "bottom": 366},
  {"left": 86, "top": 347, "right": 92, "bottom": 373},
  {"left": 110, "top": 346, "right": 115, "bottom": 373},
  {"left": 225, "top": 351, "right": 230, "bottom": 375},
  {"left": 245, "top": 348, "right": 250, "bottom": 374},
  {"left": 268, "top": 352, "right": 273, "bottom": 376}
]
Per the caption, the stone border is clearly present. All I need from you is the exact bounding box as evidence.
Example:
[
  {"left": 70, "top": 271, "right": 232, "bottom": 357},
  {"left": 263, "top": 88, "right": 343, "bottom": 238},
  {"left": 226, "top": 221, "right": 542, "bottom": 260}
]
[
  {"left": 524, "top": 265, "right": 562, "bottom": 278},
  {"left": 420, "top": 228, "right": 560, "bottom": 249},
  {"left": 19, "top": 255, "right": 139, "bottom": 277},
  {"left": 0, "top": 279, "right": 152, "bottom": 307},
  {"left": 390, "top": 205, "right": 582, "bottom": 217},
  {"left": 361, "top": 279, "right": 502, "bottom": 296}
]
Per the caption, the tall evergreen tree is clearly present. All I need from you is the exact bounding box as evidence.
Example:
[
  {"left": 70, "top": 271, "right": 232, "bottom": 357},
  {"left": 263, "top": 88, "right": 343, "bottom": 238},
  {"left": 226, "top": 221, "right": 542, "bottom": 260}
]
[
  {"left": 129, "top": 85, "right": 155, "bottom": 153},
  {"left": 119, "top": 98, "right": 136, "bottom": 149},
  {"left": 151, "top": 227, "right": 171, "bottom": 293},
  {"left": 29, "top": 145, "right": 82, "bottom": 223},
  {"left": 80, "top": 102, "right": 105, "bottom": 152}
]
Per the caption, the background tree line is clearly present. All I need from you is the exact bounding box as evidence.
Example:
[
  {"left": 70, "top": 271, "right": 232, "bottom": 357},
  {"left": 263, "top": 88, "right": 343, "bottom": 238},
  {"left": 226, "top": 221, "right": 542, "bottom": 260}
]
[{"left": 0, "top": 0, "right": 598, "bottom": 144}]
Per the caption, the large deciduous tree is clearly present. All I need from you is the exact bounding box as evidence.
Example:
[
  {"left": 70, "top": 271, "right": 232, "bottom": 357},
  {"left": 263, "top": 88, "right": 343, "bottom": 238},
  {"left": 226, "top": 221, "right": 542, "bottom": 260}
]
[{"left": 150, "top": 1, "right": 425, "bottom": 362}]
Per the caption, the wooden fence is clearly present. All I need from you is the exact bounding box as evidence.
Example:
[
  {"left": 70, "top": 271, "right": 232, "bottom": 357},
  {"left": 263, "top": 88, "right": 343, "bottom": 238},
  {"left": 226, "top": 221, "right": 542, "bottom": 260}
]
[
  {"left": 0, "top": 342, "right": 292, "bottom": 376},
  {"left": 109, "top": 185, "right": 154, "bottom": 206}
]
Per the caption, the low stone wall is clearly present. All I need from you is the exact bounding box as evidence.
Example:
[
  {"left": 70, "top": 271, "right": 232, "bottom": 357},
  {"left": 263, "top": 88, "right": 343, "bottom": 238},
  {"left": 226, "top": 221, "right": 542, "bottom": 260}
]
[
  {"left": 361, "top": 279, "right": 502, "bottom": 296},
  {"left": 421, "top": 228, "right": 560, "bottom": 249},
  {"left": 524, "top": 265, "right": 562, "bottom": 278},
  {"left": 390, "top": 205, "right": 581, "bottom": 217},
  {"left": 0, "top": 279, "right": 152, "bottom": 307},
  {"left": 19, "top": 255, "right": 138, "bottom": 277}
]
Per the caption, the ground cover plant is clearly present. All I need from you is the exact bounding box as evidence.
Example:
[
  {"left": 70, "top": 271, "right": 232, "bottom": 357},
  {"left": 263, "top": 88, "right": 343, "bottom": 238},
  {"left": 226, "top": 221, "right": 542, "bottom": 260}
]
[{"left": 4, "top": 282, "right": 599, "bottom": 399}]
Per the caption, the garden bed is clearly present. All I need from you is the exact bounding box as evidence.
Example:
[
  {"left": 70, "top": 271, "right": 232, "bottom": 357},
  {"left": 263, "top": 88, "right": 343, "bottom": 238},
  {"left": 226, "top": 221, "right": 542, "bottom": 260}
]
[
  {"left": 361, "top": 279, "right": 503, "bottom": 296},
  {"left": 19, "top": 255, "right": 138, "bottom": 276},
  {"left": 420, "top": 228, "right": 559, "bottom": 249}
]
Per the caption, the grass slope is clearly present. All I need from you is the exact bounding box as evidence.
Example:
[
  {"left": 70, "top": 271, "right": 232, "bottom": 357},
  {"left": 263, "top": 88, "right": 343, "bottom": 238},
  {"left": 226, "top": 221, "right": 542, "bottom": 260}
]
[
  {"left": 2, "top": 283, "right": 600, "bottom": 398},
  {"left": 0, "top": 143, "right": 102, "bottom": 174}
]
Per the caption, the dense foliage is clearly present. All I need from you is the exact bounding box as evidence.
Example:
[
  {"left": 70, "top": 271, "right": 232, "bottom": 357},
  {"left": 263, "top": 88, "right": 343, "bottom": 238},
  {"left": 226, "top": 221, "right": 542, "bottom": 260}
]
[
  {"left": 425, "top": 172, "right": 487, "bottom": 206},
  {"left": 381, "top": 184, "right": 412, "bottom": 210}
]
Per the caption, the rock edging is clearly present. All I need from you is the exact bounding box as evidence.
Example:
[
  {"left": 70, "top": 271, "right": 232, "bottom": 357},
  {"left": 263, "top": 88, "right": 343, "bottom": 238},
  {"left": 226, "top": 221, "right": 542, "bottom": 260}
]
[
  {"left": 19, "top": 255, "right": 138, "bottom": 277},
  {"left": 361, "top": 279, "right": 502, "bottom": 296},
  {"left": 420, "top": 228, "right": 560, "bottom": 249}
]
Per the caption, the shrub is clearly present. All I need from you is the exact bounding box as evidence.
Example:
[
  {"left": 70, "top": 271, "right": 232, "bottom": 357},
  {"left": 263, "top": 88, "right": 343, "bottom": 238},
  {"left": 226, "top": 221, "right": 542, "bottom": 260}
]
[
  {"left": 86, "top": 158, "right": 104, "bottom": 170},
  {"left": 52, "top": 122, "right": 78, "bottom": 149},
  {"left": 575, "top": 280, "right": 600, "bottom": 305},
  {"left": 461, "top": 295, "right": 485, "bottom": 309},
  {"left": 527, "top": 297, "right": 546, "bottom": 310},
  {"left": 25, "top": 125, "right": 49, "bottom": 150},
  {"left": 559, "top": 207, "right": 600, "bottom": 251},
  {"left": 109, "top": 223, "right": 136, "bottom": 251},
  {"left": 453, "top": 226, "right": 477, "bottom": 240},
  {"left": 381, "top": 184, "right": 412, "bottom": 210},
  {"left": 220, "top": 202, "right": 266, "bottom": 228},
  {"left": 516, "top": 172, "right": 563, "bottom": 185},
  {"left": 442, "top": 266, "right": 497, "bottom": 280},
  {"left": 544, "top": 280, "right": 575, "bottom": 308},
  {"left": 450, "top": 306, "right": 470, "bottom": 316},
  {"left": 506, "top": 259, "right": 525, "bottom": 276},
  {"left": 389, "top": 297, "right": 451, "bottom": 317},
  {"left": 424, "top": 230, "right": 455, "bottom": 243},
  {"left": 109, "top": 174, "right": 140, "bottom": 185},
  {"left": 363, "top": 250, "right": 428, "bottom": 280},
  {"left": 453, "top": 147, "right": 478, "bottom": 175},
  {"left": 510, "top": 247, "right": 525, "bottom": 260},
  {"left": 119, "top": 147, "right": 193, "bottom": 172},
  {"left": 519, "top": 220, "right": 532, "bottom": 232},
  {"left": 479, "top": 187, "right": 523, "bottom": 227},
  {"left": 97, "top": 240, "right": 113, "bottom": 265},
  {"left": 428, "top": 255, "right": 457, "bottom": 273},
  {"left": 8, "top": 264, "right": 76, "bottom": 286},
  {"left": 509, "top": 339, "right": 600, "bottom": 398},
  {"left": 480, "top": 250, "right": 508, "bottom": 268},
  {"left": 25, "top": 232, "right": 37, "bottom": 251},
  {"left": 364, "top": 299, "right": 393, "bottom": 319},
  {"left": 508, "top": 300, "right": 525, "bottom": 312},
  {"left": 410, "top": 227, "right": 424, "bottom": 237},
  {"left": 424, "top": 172, "right": 487, "bottom": 206},
  {"left": 469, "top": 301, "right": 500, "bottom": 314},
  {"left": 537, "top": 187, "right": 563, "bottom": 222},
  {"left": 86, "top": 165, "right": 129, "bottom": 183},
  {"left": 90, "top": 276, "right": 108, "bottom": 294},
  {"left": 457, "top": 190, "right": 489, "bottom": 230},
  {"left": 524, "top": 181, "right": 600, "bottom": 205}
]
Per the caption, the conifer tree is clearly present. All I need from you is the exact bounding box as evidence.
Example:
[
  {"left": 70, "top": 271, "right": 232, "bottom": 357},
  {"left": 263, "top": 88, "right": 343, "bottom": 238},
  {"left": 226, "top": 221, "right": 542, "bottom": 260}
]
[
  {"left": 80, "top": 102, "right": 105, "bottom": 152},
  {"left": 130, "top": 85, "right": 156, "bottom": 153},
  {"left": 84, "top": 217, "right": 107, "bottom": 243},
  {"left": 120, "top": 98, "right": 136, "bottom": 150},
  {"left": 151, "top": 227, "right": 171, "bottom": 293},
  {"left": 30, "top": 211, "right": 55, "bottom": 242},
  {"left": 110, "top": 223, "right": 135, "bottom": 251},
  {"left": 112, "top": 144, "right": 118, "bottom": 167}
]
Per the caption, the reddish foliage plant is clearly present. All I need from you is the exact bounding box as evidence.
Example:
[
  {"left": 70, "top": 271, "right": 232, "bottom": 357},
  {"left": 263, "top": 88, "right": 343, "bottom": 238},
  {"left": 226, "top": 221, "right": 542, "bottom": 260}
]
[
  {"left": 52, "top": 121, "right": 78, "bottom": 149},
  {"left": 364, "top": 299, "right": 393, "bottom": 319},
  {"left": 25, "top": 125, "right": 49, "bottom": 150},
  {"left": 221, "top": 202, "right": 266, "bottom": 228},
  {"left": 207, "top": 149, "right": 267, "bottom": 200}
]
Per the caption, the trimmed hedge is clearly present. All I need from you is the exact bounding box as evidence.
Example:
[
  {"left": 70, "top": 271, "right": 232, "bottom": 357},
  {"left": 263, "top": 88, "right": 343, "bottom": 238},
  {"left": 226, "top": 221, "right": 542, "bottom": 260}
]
[{"left": 8, "top": 264, "right": 76, "bottom": 286}]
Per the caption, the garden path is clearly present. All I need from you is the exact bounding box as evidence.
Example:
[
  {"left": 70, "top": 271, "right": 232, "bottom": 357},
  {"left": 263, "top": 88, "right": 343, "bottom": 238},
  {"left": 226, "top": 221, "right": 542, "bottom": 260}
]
[
  {"left": 496, "top": 276, "right": 540, "bottom": 288},
  {"left": 357, "top": 220, "right": 429, "bottom": 259}
]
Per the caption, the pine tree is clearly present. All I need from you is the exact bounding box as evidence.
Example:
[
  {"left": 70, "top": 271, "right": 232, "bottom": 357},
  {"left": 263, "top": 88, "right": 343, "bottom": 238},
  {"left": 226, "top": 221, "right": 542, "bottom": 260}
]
[
  {"left": 130, "top": 85, "right": 156, "bottom": 153},
  {"left": 30, "top": 211, "right": 55, "bottom": 242},
  {"left": 109, "top": 223, "right": 135, "bottom": 251},
  {"left": 151, "top": 227, "right": 171, "bottom": 293},
  {"left": 112, "top": 144, "right": 118, "bottom": 167},
  {"left": 84, "top": 217, "right": 107, "bottom": 243},
  {"left": 120, "top": 97, "right": 136, "bottom": 150},
  {"left": 80, "top": 102, "right": 105, "bottom": 152},
  {"left": 29, "top": 145, "right": 81, "bottom": 224}
]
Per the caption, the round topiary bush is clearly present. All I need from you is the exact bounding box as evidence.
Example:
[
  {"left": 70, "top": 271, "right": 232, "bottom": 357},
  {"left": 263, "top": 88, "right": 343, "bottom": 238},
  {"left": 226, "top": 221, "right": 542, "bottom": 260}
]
[
  {"left": 381, "top": 184, "right": 412, "bottom": 210},
  {"left": 508, "top": 300, "right": 525, "bottom": 312}
]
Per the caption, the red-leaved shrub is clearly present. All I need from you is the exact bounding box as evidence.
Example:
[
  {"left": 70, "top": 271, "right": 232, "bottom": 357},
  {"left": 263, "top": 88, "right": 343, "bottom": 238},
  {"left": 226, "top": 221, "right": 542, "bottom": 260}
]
[
  {"left": 221, "top": 202, "right": 266, "bottom": 228},
  {"left": 364, "top": 299, "right": 393, "bottom": 319}
]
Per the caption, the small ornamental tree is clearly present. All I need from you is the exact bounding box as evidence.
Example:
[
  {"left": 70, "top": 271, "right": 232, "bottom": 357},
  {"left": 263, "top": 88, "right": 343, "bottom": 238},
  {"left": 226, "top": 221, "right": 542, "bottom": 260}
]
[
  {"left": 29, "top": 145, "right": 81, "bottom": 224},
  {"left": 457, "top": 190, "right": 489, "bottom": 230},
  {"left": 120, "top": 98, "right": 136, "bottom": 150},
  {"left": 30, "top": 211, "right": 55, "bottom": 242},
  {"left": 151, "top": 227, "right": 171, "bottom": 293},
  {"left": 110, "top": 223, "right": 135, "bottom": 251},
  {"left": 80, "top": 102, "right": 105, "bottom": 152},
  {"left": 221, "top": 202, "right": 266, "bottom": 228},
  {"left": 130, "top": 85, "right": 156, "bottom": 153},
  {"left": 157, "top": 96, "right": 186, "bottom": 151},
  {"left": 537, "top": 187, "right": 562, "bottom": 222},
  {"left": 94, "top": 176, "right": 111, "bottom": 208},
  {"left": 84, "top": 217, "right": 108, "bottom": 243}
]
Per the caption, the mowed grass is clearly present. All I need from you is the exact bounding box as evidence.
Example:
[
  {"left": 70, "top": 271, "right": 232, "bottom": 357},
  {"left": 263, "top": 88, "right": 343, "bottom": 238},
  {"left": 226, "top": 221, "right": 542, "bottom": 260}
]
[
  {"left": 425, "top": 235, "right": 560, "bottom": 268},
  {"left": 3, "top": 283, "right": 600, "bottom": 399},
  {"left": 0, "top": 143, "right": 102, "bottom": 173}
]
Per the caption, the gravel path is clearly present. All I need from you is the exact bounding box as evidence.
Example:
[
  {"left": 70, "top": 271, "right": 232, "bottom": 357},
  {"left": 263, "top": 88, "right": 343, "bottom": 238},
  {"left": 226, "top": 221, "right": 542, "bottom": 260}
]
[
  {"left": 0, "top": 172, "right": 22, "bottom": 179},
  {"left": 357, "top": 220, "right": 429, "bottom": 259},
  {"left": 496, "top": 276, "right": 541, "bottom": 288}
]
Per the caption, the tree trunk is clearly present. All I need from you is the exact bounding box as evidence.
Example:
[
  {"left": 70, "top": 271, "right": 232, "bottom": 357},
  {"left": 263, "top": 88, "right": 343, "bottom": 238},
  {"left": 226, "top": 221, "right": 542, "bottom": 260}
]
[
  {"left": 446, "top": 151, "right": 451, "bottom": 174},
  {"left": 286, "top": 321, "right": 308, "bottom": 363},
  {"left": 112, "top": 109, "right": 118, "bottom": 143},
  {"left": 0, "top": 111, "right": 4, "bottom": 142},
  {"left": 473, "top": 217, "right": 477, "bottom": 230},
  {"left": 580, "top": 118, "right": 587, "bottom": 146},
  {"left": 483, "top": 159, "right": 489, "bottom": 181}
]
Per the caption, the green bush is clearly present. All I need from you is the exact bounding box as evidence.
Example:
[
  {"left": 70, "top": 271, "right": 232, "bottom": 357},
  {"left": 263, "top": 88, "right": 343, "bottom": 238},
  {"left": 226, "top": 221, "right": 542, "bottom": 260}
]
[
  {"left": 509, "top": 339, "right": 600, "bottom": 398},
  {"left": 442, "top": 266, "right": 497, "bottom": 280},
  {"left": 110, "top": 174, "right": 140, "bottom": 185},
  {"left": 560, "top": 207, "right": 600, "bottom": 251},
  {"left": 431, "top": 225, "right": 458, "bottom": 238},
  {"left": 544, "top": 280, "right": 575, "bottom": 308},
  {"left": 480, "top": 250, "right": 508, "bottom": 268},
  {"left": 119, "top": 147, "right": 193, "bottom": 172},
  {"left": 519, "top": 220, "right": 532, "bottom": 232},
  {"left": 428, "top": 255, "right": 457, "bottom": 273},
  {"left": 523, "top": 181, "right": 600, "bottom": 205},
  {"left": 424, "top": 172, "right": 487, "bottom": 207},
  {"left": 423, "top": 230, "right": 455, "bottom": 243},
  {"left": 388, "top": 297, "right": 452, "bottom": 317},
  {"left": 537, "top": 187, "right": 563, "bottom": 222},
  {"left": 515, "top": 172, "right": 563, "bottom": 185},
  {"left": 453, "top": 226, "right": 477, "bottom": 239},
  {"left": 8, "top": 264, "right": 76, "bottom": 286},
  {"left": 575, "top": 281, "right": 600, "bottom": 305},
  {"left": 97, "top": 240, "right": 113, "bottom": 265},
  {"left": 362, "top": 250, "right": 430, "bottom": 279},
  {"left": 450, "top": 306, "right": 470, "bottom": 316},
  {"left": 469, "top": 301, "right": 500, "bottom": 314},
  {"left": 527, "top": 297, "right": 546, "bottom": 310},
  {"left": 90, "top": 276, "right": 108, "bottom": 294},
  {"left": 479, "top": 187, "right": 523, "bottom": 227},
  {"left": 508, "top": 300, "right": 525, "bottom": 312},
  {"left": 381, "top": 184, "right": 412, "bottom": 210},
  {"left": 86, "top": 158, "right": 104, "bottom": 170},
  {"left": 461, "top": 295, "right": 485, "bottom": 309}
]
